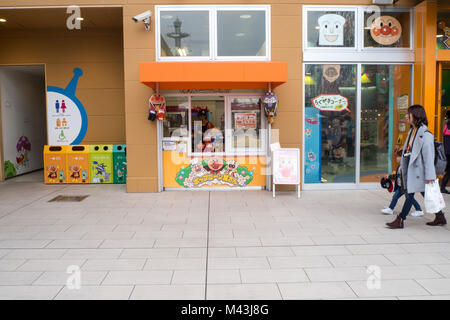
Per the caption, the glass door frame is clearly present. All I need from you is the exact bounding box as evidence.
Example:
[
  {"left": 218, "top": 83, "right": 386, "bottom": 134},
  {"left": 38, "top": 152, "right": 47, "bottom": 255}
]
[{"left": 302, "top": 62, "right": 414, "bottom": 190}]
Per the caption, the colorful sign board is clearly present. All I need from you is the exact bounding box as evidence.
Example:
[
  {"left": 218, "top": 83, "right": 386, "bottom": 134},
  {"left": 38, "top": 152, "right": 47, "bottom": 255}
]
[
  {"left": 234, "top": 113, "right": 257, "bottom": 130},
  {"left": 272, "top": 148, "right": 300, "bottom": 185},
  {"left": 46, "top": 68, "right": 87, "bottom": 145},
  {"left": 312, "top": 94, "right": 349, "bottom": 112}
]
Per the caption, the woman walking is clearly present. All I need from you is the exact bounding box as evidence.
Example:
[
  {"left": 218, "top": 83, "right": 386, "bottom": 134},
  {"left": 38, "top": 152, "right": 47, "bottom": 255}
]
[
  {"left": 386, "top": 105, "right": 447, "bottom": 229},
  {"left": 440, "top": 110, "right": 450, "bottom": 194}
]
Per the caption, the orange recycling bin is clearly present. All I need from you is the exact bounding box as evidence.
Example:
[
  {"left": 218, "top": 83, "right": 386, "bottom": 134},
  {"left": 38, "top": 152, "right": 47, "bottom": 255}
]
[
  {"left": 44, "top": 145, "right": 68, "bottom": 184},
  {"left": 67, "top": 145, "right": 90, "bottom": 184}
]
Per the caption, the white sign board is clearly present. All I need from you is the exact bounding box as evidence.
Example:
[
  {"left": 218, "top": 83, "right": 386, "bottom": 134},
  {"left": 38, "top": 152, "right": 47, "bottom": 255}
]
[{"left": 272, "top": 148, "right": 301, "bottom": 199}]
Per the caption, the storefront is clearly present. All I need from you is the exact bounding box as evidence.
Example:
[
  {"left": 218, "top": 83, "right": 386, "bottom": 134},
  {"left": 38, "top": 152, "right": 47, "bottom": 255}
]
[{"left": 1, "top": 1, "right": 448, "bottom": 193}]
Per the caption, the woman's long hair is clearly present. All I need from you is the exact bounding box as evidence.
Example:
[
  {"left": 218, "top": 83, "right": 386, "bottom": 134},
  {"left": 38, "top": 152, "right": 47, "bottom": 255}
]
[{"left": 408, "top": 105, "right": 428, "bottom": 127}]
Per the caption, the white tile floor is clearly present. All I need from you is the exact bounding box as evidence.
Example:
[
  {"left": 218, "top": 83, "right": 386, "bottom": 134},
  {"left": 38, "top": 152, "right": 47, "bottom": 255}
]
[{"left": 0, "top": 170, "right": 449, "bottom": 299}]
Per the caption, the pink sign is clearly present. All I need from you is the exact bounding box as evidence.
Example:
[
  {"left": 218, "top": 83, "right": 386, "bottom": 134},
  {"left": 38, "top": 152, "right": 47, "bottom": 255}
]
[
  {"left": 273, "top": 148, "right": 300, "bottom": 185},
  {"left": 234, "top": 113, "right": 257, "bottom": 130}
]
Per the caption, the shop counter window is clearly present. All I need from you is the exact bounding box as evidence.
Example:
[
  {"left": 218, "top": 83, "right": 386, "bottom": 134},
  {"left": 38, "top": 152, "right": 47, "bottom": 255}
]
[
  {"left": 437, "top": 11, "right": 450, "bottom": 50},
  {"left": 163, "top": 97, "right": 189, "bottom": 139}
]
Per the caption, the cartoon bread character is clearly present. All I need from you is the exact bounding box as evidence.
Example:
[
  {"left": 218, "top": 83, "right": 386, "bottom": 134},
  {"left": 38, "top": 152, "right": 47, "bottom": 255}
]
[
  {"left": 370, "top": 16, "right": 402, "bottom": 46},
  {"left": 318, "top": 14, "right": 345, "bottom": 46}
]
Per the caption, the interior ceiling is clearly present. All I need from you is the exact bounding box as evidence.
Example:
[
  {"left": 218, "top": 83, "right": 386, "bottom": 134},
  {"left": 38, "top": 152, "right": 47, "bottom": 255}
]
[
  {"left": 0, "top": 65, "right": 45, "bottom": 77},
  {"left": 0, "top": 7, "right": 122, "bottom": 31}
]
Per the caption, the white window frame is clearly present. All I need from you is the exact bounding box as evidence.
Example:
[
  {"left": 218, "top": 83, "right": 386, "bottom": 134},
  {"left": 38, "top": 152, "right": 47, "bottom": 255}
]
[
  {"left": 155, "top": 5, "right": 271, "bottom": 61},
  {"left": 302, "top": 5, "right": 414, "bottom": 63}
]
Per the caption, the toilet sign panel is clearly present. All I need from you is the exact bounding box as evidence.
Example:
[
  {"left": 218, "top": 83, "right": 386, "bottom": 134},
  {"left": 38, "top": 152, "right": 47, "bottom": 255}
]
[{"left": 46, "top": 68, "right": 87, "bottom": 145}]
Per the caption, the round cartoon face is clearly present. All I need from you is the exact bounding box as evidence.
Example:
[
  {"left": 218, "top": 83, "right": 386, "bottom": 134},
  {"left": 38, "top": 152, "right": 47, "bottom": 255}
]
[
  {"left": 318, "top": 14, "right": 346, "bottom": 46},
  {"left": 323, "top": 65, "right": 340, "bottom": 83},
  {"left": 72, "top": 165, "right": 80, "bottom": 172},
  {"left": 370, "top": 16, "right": 402, "bottom": 46},
  {"left": 207, "top": 158, "right": 223, "bottom": 172}
]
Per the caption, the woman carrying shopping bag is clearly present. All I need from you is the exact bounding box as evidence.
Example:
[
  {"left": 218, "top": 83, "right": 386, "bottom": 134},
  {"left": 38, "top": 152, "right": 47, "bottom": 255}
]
[{"left": 386, "top": 105, "right": 447, "bottom": 229}]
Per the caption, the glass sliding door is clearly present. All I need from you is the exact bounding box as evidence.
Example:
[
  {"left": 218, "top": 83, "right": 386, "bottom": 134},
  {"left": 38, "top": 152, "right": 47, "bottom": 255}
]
[
  {"left": 304, "top": 64, "right": 357, "bottom": 184},
  {"left": 359, "top": 64, "right": 411, "bottom": 182}
]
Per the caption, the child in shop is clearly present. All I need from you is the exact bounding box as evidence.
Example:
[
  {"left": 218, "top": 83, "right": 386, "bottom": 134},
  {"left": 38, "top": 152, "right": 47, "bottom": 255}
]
[{"left": 381, "top": 150, "right": 424, "bottom": 216}]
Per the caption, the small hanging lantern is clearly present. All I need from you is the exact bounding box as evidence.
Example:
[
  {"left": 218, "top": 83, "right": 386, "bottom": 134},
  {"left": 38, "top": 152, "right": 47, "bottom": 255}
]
[
  {"left": 148, "top": 94, "right": 166, "bottom": 121},
  {"left": 262, "top": 91, "right": 278, "bottom": 124}
]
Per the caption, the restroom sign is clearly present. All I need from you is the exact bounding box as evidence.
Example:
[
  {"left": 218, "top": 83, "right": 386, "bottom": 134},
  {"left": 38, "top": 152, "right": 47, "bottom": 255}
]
[{"left": 312, "top": 94, "right": 349, "bottom": 112}]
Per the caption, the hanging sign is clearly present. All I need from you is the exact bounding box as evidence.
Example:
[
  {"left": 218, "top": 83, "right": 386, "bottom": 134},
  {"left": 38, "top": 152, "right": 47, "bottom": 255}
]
[
  {"left": 370, "top": 16, "right": 402, "bottom": 46},
  {"left": 262, "top": 92, "right": 278, "bottom": 124},
  {"left": 312, "top": 94, "right": 349, "bottom": 112},
  {"left": 46, "top": 68, "right": 87, "bottom": 145},
  {"left": 234, "top": 113, "right": 257, "bottom": 130},
  {"left": 149, "top": 94, "right": 166, "bottom": 121},
  {"left": 318, "top": 14, "right": 345, "bottom": 46}
]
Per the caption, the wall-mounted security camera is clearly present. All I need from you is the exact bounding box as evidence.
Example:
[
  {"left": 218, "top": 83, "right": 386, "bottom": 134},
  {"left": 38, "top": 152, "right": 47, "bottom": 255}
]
[{"left": 132, "top": 10, "right": 152, "bottom": 31}]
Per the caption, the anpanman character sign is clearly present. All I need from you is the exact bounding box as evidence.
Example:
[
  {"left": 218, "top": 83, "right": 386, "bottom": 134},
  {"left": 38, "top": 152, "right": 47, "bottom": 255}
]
[{"left": 370, "top": 16, "right": 402, "bottom": 46}]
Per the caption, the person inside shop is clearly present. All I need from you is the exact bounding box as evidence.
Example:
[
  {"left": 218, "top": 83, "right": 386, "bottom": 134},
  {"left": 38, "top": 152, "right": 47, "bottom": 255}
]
[
  {"left": 440, "top": 110, "right": 450, "bottom": 194},
  {"left": 195, "top": 109, "right": 215, "bottom": 153},
  {"left": 386, "top": 105, "right": 447, "bottom": 229}
]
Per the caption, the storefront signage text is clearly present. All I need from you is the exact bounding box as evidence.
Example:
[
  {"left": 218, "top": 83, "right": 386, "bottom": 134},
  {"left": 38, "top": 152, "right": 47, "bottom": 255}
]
[{"left": 312, "top": 94, "right": 349, "bottom": 112}]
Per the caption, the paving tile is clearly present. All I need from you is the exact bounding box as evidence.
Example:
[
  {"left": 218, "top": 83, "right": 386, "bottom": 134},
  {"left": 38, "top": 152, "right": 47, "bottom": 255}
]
[
  {"left": 398, "top": 295, "right": 450, "bottom": 300},
  {"left": 291, "top": 245, "right": 351, "bottom": 256},
  {"left": 18, "top": 260, "right": 85, "bottom": 272},
  {"left": 328, "top": 255, "right": 394, "bottom": 267},
  {"left": 361, "top": 235, "right": 418, "bottom": 244},
  {"left": 0, "top": 272, "right": 42, "bottom": 285},
  {"left": 46, "top": 240, "right": 103, "bottom": 249},
  {"left": 208, "top": 248, "right": 237, "bottom": 258},
  {"left": 144, "top": 258, "right": 205, "bottom": 270},
  {"left": 3, "top": 249, "right": 66, "bottom": 260},
  {"left": 103, "top": 271, "right": 173, "bottom": 285},
  {"left": 311, "top": 236, "right": 366, "bottom": 245},
  {"left": 0, "top": 240, "right": 52, "bottom": 249},
  {"left": 268, "top": 256, "right": 331, "bottom": 269},
  {"left": 0, "top": 286, "right": 62, "bottom": 300},
  {"left": 82, "top": 259, "right": 146, "bottom": 271},
  {"left": 416, "top": 279, "right": 450, "bottom": 295},
  {"left": 278, "top": 282, "right": 356, "bottom": 300},
  {"left": 209, "top": 238, "right": 261, "bottom": 247},
  {"left": 348, "top": 280, "right": 430, "bottom": 298},
  {"left": 61, "top": 249, "right": 123, "bottom": 260},
  {"left": 154, "top": 239, "right": 206, "bottom": 248},
  {"left": 172, "top": 270, "right": 205, "bottom": 284},
  {"left": 399, "top": 243, "right": 450, "bottom": 253},
  {"left": 55, "top": 286, "right": 133, "bottom": 300},
  {"left": 384, "top": 253, "right": 450, "bottom": 266},
  {"left": 100, "top": 239, "right": 156, "bottom": 249},
  {"left": 346, "top": 244, "right": 407, "bottom": 255},
  {"left": 240, "top": 269, "right": 308, "bottom": 283},
  {"left": 235, "top": 247, "right": 294, "bottom": 257},
  {"left": 120, "top": 248, "right": 179, "bottom": 259},
  {"left": 207, "top": 270, "right": 241, "bottom": 284},
  {"left": 131, "top": 285, "right": 205, "bottom": 300},
  {"left": 177, "top": 248, "right": 207, "bottom": 258},
  {"left": 208, "top": 258, "right": 270, "bottom": 270},
  {"left": 207, "top": 284, "right": 281, "bottom": 300},
  {"left": 82, "top": 232, "right": 135, "bottom": 240},
  {"left": 430, "top": 265, "right": 450, "bottom": 278},
  {"left": 33, "top": 271, "right": 107, "bottom": 286},
  {"left": 260, "top": 237, "right": 314, "bottom": 246}
]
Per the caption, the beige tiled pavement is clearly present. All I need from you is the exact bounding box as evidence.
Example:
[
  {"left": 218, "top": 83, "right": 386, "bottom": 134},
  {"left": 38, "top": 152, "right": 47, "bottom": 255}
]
[{"left": 0, "top": 171, "right": 449, "bottom": 299}]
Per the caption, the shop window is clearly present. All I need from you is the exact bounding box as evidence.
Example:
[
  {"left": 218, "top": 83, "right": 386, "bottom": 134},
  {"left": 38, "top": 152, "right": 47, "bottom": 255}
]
[
  {"left": 191, "top": 96, "right": 225, "bottom": 154},
  {"left": 159, "top": 10, "right": 210, "bottom": 58},
  {"left": 437, "top": 11, "right": 450, "bottom": 50},
  {"left": 217, "top": 10, "right": 267, "bottom": 57},
  {"left": 304, "top": 64, "right": 357, "bottom": 183},
  {"left": 156, "top": 5, "right": 270, "bottom": 61},
  {"left": 363, "top": 10, "right": 410, "bottom": 48},
  {"left": 306, "top": 10, "right": 356, "bottom": 48},
  {"left": 229, "top": 97, "right": 264, "bottom": 151},
  {"left": 163, "top": 97, "right": 189, "bottom": 139}
]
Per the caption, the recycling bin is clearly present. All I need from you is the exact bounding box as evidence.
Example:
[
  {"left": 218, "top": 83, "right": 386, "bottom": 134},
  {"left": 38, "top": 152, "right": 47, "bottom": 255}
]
[
  {"left": 113, "top": 144, "right": 127, "bottom": 184},
  {"left": 44, "top": 145, "right": 68, "bottom": 184},
  {"left": 67, "top": 145, "right": 90, "bottom": 184},
  {"left": 89, "top": 145, "right": 113, "bottom": 184}
]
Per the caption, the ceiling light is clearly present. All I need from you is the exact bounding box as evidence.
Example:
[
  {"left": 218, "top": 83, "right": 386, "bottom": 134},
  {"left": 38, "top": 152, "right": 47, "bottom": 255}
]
[
  {"left": 315, "top": 26, "right": 320, "bottom": 30},
  {"left": 0, "top": 18, "right": 6, "bottom": 23},
  {"left": 240, "top": 14, "right": 252, "bottom": 19},
  {"left": 235, "top": 33, "right": 245, "bottom": 37},
  {"left": 437, "top": 35, "right": 444, "bottom": 38},
  {"left": 162, "top": 15, "right": 173, "bottom": 19},
  {"left": 76, "top": 17, "right": 84, "bottom": 21}
]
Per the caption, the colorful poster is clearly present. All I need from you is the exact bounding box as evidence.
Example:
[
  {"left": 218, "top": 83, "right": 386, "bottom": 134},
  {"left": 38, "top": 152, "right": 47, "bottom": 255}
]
[
  {"left": 273, "top": 148, "right": 300, "bottom": 185},
  {"left": 234, "top": 113, "right": 257, "bottom": 130},
  {"left": 397, "top": 94, "right": 409, "bottom": 110},
  {"left": 312, "top": 94, "right": 349, "bottom": 112},
  {"left": 46, "top": 68, "right": 87, "bottom": 145},
  {"left": 304, "top": 107, "right": 321, "bottom": 183}
]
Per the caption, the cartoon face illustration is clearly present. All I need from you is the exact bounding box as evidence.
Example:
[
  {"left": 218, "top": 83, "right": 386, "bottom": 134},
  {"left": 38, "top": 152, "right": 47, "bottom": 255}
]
[
  {"left": 279, "top": 157, "right": 295, "bottom": 178},
  {"left": 94, "top": 162, "right": 107, "bottom": 176},
  {"left": 262, "top": 92, "right": 278, "bottom": 124},
  {"left": 206, "top": 158, "right": 223, "bottom": 173},
  {"left": 318, "top": 14, "right": 345, "bottom": 46},
  {"left": 149, "top": 94, "right": 166, "bottom": 121},
  {"left": 70, "top": 165, "right": 81, "bottom": 179},
  {"left": 16, "top": 136, "right": 31, "bottom": 166},
  {"left": 370, "top": 16, "right": 402, "bottom": 46},
  {"left": 323, "top": 65, "right": 340, "bottom": 83},
  {"left": 225, "top": 160, "right": 238, "bottom": 172},
  {"left": 47, "top": 165, "right": 58, "bottom": 179},
  {"left": 192, "top": 163, "right": 206, "bottom": 177},
  {"left": 308, "top": 151, "right": 317, "bottom": 162},
  {"left": 58, "top": 170, "right": 65, "bottom": 182},
  {"left": 81, "top": 170, "right": 88, "bottom": 180}
]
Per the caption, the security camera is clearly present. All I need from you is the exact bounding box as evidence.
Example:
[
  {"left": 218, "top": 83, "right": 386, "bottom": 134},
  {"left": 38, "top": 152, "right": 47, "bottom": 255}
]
[{"left": 132, "top": 10, "right": 152, "bottom": 31}]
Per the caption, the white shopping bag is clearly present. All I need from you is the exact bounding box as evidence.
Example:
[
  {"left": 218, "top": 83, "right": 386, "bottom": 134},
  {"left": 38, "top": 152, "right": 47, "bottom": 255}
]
[{"left": 424, "top": 179, "right": 446, "bottom": 213}]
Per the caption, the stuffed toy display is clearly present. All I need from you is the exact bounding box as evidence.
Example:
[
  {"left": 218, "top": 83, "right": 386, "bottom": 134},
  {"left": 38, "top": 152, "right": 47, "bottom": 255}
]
[
  {"left": 262, "top": 92, "right": 278, "bottom": 124},
  {"left": 148, "top": 94, "right": 166, "bottom": 121}
]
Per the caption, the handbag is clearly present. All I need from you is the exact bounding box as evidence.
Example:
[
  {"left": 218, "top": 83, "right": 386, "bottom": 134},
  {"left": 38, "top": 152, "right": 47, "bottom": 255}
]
[{"left": 424, "top": 179, "right": 446, "bottom": 213}]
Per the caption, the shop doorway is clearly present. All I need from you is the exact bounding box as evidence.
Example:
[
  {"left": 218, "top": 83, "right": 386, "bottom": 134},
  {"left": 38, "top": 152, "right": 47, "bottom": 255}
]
[
  {"left": 437, "top": 62, "right": 450, "bottom": 142},
  {"left": 0, "top": 65, "right": 47, "bottom": 182}
]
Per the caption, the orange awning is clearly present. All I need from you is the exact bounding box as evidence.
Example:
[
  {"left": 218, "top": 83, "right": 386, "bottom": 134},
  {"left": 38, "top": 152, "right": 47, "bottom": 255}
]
[{"left": 139, "top": 61, "right": 287, "bottom": 90}]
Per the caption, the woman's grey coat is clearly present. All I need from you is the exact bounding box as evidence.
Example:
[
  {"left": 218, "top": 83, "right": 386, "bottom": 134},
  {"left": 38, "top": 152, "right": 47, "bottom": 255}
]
[{"left": 401, "top": 125, "right": 436, "bottom": 193}]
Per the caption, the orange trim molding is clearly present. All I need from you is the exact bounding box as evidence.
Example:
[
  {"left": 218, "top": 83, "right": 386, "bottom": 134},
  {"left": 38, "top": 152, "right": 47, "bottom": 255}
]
[{"left": 139, "top": 61, "right": 288, "bottom": 90}]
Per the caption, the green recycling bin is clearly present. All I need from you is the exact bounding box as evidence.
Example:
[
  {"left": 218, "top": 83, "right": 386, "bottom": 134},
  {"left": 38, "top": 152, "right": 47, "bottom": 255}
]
[
  {"left": 89, "top": 145, "right": 113, "bottom": 184},
  {"left": 113, "top": 144, "right": 127, "bottom": 184}
]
